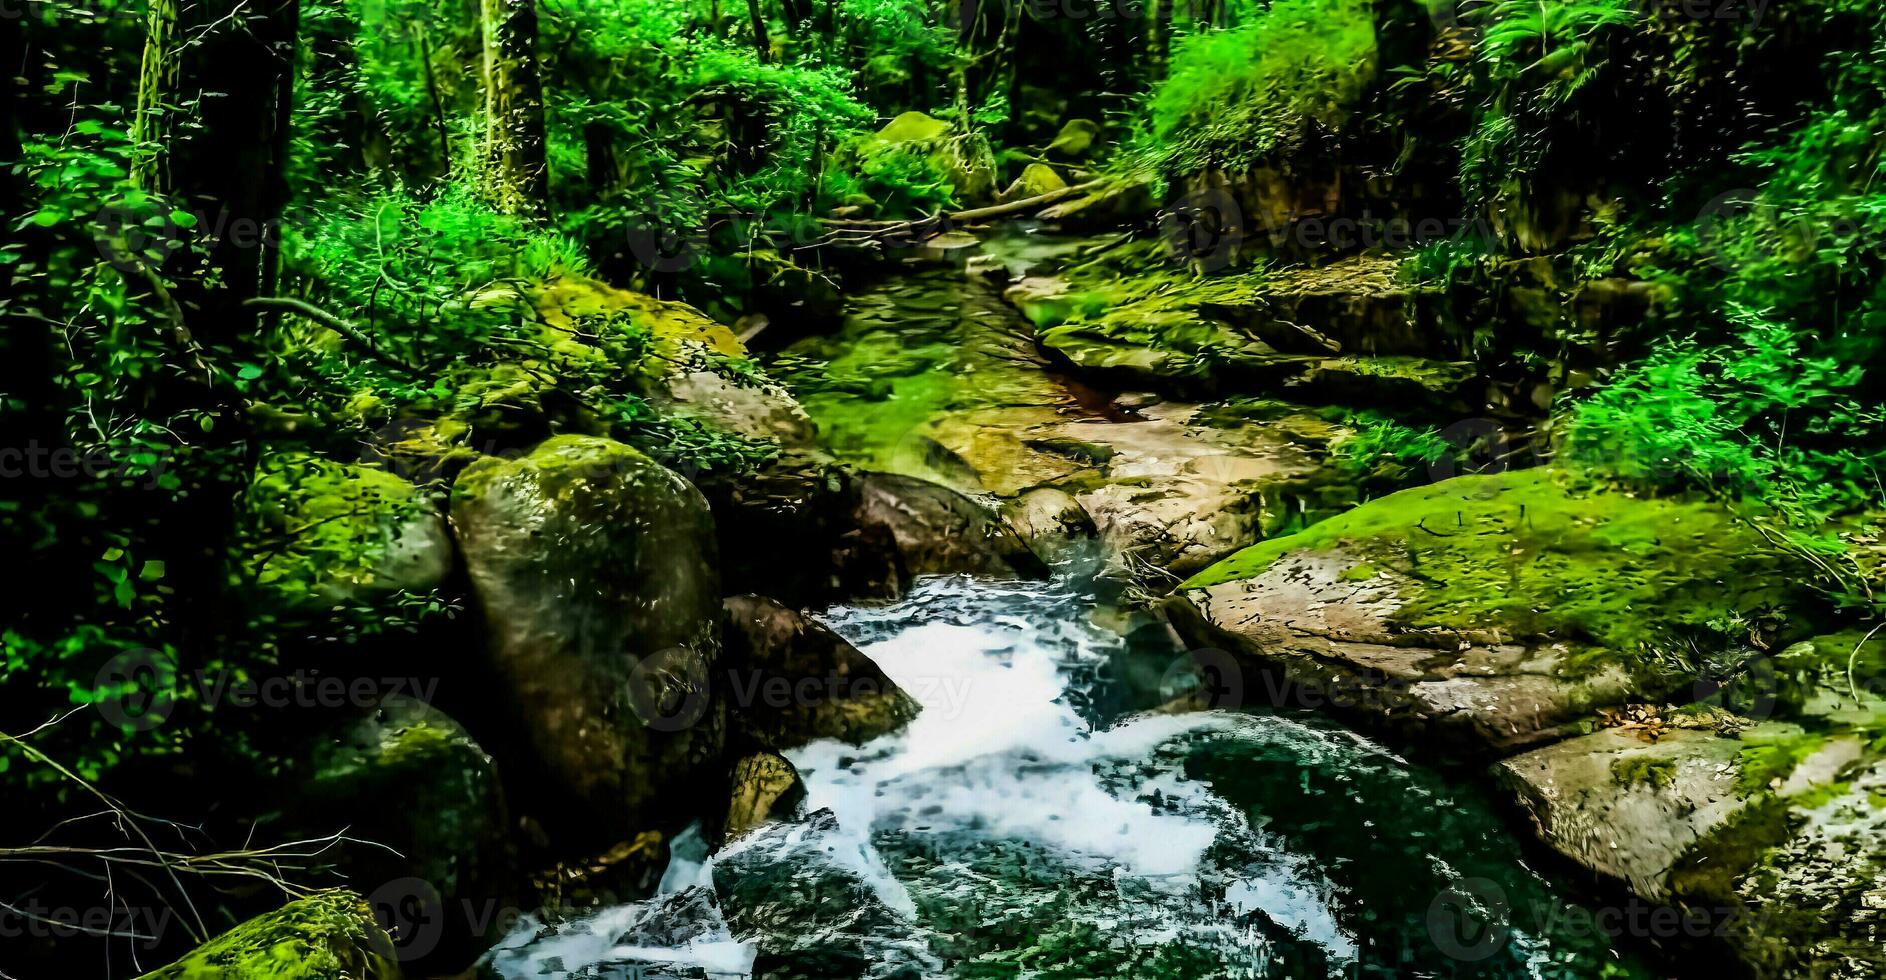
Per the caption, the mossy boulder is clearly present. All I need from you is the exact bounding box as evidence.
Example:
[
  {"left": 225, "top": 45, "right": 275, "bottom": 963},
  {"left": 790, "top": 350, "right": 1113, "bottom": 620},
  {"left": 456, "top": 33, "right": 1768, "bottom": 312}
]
[
  {"left": 856, "top": 111, "right": 997, "bottom": 205},
  {"left": 721, "top": 594, "right": 920, "bottom": 750},
  {"left": 136, "top": 890, "right": 401, "bottom": 980},
  {"left": 450, "top": 435, "right": 725, "bottom": 843},
  {"left": 1495, "top": 725, "right": 1786, "bottom": 899},
  {"left": 529, "top": 277, "right": 813, "bottom": 447},
  {"left": 260, "top": 697, "right": 513, "bottom": 971},
  {"left": 1705, "top": 761, "right": 1886, "bottom": 978},
  {"left": 1503, "top": 724, "right": 1884, "bottom": 979},
  {"left": 997, "top": 163, "right": 1067, "bottom": 204},
  {"left": 1170, "top": 467, "right": 1797, "bottom": 752},
  {"left": 242, "top": 453, "right": 451, "bottom": 613},
  {"left": 1045, "top": 118, "right": 1101, "bottom": 159}
]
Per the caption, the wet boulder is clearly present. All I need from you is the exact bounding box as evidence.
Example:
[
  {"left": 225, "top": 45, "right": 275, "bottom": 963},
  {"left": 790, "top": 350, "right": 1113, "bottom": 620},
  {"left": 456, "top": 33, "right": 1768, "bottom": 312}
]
[
  {"left": 698, "top": 456, "right": 1045, "bottom": 604},
  {"left": 450, "top": 435, "right": 725, "bottom": 841},
  {"left": 721, "top": 595, "right": 919, "bottom": 749},
  {"left": 722, "top": 751, "right": 808, "bottom": 842},
  {"left": 714, "top": 810, "right": 938, "bottom": 980},
  {"left": 136, "top": 890, "right": 402, "bottom": 980},
  {"left": 998, "top": 487, "right": 1096, "bottom": 566},
  {"left": 850, "top": 472, "right": 1047, "bottom": 588}
]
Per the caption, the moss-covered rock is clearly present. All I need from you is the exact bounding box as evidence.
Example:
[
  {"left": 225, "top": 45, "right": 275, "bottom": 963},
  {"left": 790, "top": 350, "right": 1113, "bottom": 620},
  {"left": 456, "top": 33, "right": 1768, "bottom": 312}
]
[
  {"left": 259, "top": 698, "right": 513, "bottom": 970},
  {"left": 1170, "top": 467, "right": 1797, "bottom": 752},
  {"left": 855, "top": 111, "right": 997, "bottom": 205},
  {"left": 1045, "top": 118, "right": 1100, "bottom": 159},
  {"left": 136, "top": 890, "right": 401, "bottom": 980},
  {"left": 450, "top": 435, "right": 724, "bottom": 843},
  {"left": 1496, "top": 725, "right": 1786, "bottom": 899},
  {"left": 529, "top": 277, "right": 814, "bottom": 447},
  {"left": 241, "top": 453, "right": 451, "bottom": 613},
  {"left": 997, "top": 163, "right": 1067, "bottom": 204}
]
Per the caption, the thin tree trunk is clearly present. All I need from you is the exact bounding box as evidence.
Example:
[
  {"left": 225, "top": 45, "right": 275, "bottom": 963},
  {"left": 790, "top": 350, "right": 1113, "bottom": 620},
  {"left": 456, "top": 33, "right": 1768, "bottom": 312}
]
[
  {"left": 416, "top": 25, "right": 454, "bottom": 175},
  {"left": 744, "top": 0, "right": 771, "bottom": 62},
  {"left": 1148, "top": 0, "right": 1174, "bottom": 82},
  {"left": 130, "top": 0, "right": 181, "bottom": 192},
  {"left": 480, "top": 0, "right": 549, "bottom": 215}
]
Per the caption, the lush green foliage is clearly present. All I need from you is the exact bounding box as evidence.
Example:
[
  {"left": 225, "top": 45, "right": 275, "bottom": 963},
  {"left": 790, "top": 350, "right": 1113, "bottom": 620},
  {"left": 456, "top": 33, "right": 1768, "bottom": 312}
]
[{"left": 1127, "top": 0, "right": 1378, "bottom": 182}]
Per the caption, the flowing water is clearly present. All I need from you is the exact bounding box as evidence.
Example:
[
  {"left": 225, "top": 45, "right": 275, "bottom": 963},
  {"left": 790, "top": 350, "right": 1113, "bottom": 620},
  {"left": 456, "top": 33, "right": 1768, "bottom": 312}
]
[
  {"left": 486, "top": 575, "right": 1656, "bottom": 980},
  {"left": 485, "top": 233, "right": 1659, "bottom": 978}
]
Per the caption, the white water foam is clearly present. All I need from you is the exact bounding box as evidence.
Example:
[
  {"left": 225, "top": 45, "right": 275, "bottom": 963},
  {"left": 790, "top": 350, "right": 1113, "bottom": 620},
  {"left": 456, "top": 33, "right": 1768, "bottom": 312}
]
[
  {"left": 485, "top": 575, "right": 1364, "bottom": 978},
  {"left": 792, "top": 576, "right": 1359, "bottom": 964}
]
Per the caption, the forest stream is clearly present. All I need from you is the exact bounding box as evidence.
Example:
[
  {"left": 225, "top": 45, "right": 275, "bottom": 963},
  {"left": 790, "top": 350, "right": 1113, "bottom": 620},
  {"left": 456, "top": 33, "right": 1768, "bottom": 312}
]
[{"left": 481, "top": 233, "right": 1658, "bottom": 980}]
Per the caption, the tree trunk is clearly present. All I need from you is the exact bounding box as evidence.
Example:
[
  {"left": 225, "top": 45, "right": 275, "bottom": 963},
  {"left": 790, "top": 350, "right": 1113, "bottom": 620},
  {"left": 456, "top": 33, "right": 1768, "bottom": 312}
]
[
  {"left": 1148, "top": 0, "right": 1174, "bottom": 82},
  {"left": 130, "top": 0, "right": 181, "bottom": 192},
  {"left": 480, "top": 0, "right": 549, "bottom": 216},
  {"left": 744, "top": 0, "right": 771, "bottom": 62}
]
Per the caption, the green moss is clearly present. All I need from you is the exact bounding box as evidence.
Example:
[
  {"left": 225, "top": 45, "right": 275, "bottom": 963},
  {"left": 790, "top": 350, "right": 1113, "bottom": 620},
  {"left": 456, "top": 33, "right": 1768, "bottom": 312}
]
[
  {"left": 244, "top": 454, "right": 437, "bottom": 608},
  {"left": 373, "top": 720, "right": 459, "bottom": 769},
  {"left": 1127, "top": 0, "right": 1377, "bottom": 178},
  {"left": 1610, "top": 755, "right": 1678, "bottom": 789},
  {"left": 136, "top": 890, "right": 400, "bottom": 980},
  {"left": 1668, "top": 794, "right": 1797, "bottom": 907},
  {"left": 1736, "top": 729, "right": 1835, "bottom": 795},
  {"left": 1182, "top": 467, "right": 1789, "bottom": 669},
  {"left": 1337, "top": 561, "right": 1382, "bottom": 582}
]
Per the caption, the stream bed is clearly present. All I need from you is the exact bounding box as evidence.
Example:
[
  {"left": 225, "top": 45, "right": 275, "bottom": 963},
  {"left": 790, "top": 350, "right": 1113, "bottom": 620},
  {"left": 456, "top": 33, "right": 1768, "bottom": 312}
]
[
  {"left": 486, "top": 234, "right": 1658, "bottom": 979},
  {"left": 486, "top": 574, "right": 1656, "bottom": 979}
]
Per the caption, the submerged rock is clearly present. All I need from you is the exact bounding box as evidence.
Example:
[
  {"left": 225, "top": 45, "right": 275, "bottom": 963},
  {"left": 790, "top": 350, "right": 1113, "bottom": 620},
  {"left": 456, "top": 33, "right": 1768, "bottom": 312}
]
[
  {"left": 714, "top": 810, "right": 939, "bottom": 980},
  {"left": 451, "top": 435, "right": 724, "bottom": 841},
  {"left": 721, "top": 594, "right": 920, "bottom": 749},
  {"left": 136, "top": 890, "right": 401, "bottom": 980},
  {"left": 1169, "top": 467, "right": 1796, "bottom": 753}
]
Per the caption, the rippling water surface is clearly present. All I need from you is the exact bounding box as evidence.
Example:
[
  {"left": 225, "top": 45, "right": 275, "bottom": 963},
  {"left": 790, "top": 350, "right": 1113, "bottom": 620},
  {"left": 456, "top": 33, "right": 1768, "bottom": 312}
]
[{"left": 487, "top": 575, "right": 1657, "bottom": 979}]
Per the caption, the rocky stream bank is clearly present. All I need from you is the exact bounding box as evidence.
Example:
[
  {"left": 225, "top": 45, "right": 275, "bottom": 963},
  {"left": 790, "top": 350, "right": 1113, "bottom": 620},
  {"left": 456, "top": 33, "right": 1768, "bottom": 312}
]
[{"left": 138, "top": 226, "right": 1880, "bottom": 980}]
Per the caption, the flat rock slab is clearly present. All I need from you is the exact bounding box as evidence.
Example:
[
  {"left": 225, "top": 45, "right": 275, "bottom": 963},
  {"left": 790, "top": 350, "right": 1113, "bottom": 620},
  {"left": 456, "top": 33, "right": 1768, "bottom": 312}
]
[
  {"left": 1495, "top": 727, "right": 1755, "bottom": 899},
  {"left": 1169, "top": 548, "right": 1637, "bottom": 754}
]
